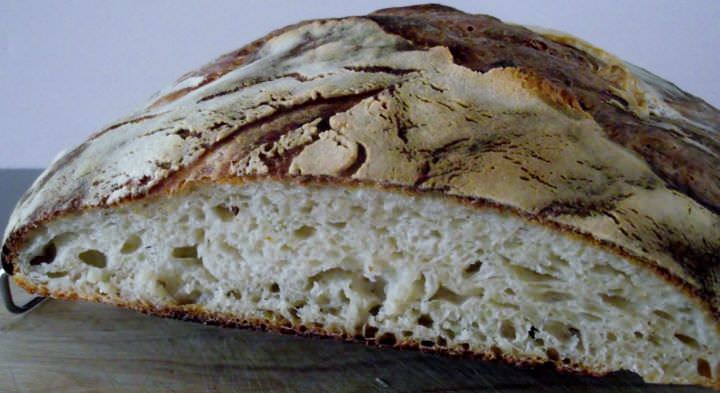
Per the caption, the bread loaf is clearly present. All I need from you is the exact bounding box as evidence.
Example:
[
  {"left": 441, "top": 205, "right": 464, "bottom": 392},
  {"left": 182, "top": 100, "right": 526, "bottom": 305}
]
[{"left": 3, "top": 4, "right": 719, "bottom": 387}]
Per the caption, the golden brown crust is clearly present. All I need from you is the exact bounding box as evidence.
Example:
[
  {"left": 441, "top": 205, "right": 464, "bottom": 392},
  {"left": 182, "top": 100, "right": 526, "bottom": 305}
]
[
  {"left": 367, "top": 4, "right": 720, "bottom": 214},
  {"left": 2, "top": 5, "right": 720, "bottom": 381}
]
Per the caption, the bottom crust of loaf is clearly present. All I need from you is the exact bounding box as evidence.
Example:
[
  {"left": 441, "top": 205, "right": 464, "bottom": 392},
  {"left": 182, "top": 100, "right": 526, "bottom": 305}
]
[
  {"left": 14, "top": 274, "right": 606, "bottom": 374},
  {"left": 8, "top": 180, "right": 720, "bottom": 387}
]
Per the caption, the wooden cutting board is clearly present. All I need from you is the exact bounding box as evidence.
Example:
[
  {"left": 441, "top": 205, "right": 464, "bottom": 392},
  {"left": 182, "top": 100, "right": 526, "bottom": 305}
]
[{"left": 0, "top": 170, "right": 712, "bottom": 393}]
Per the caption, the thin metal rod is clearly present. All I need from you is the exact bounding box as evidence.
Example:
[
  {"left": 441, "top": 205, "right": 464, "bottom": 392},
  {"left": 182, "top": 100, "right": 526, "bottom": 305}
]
[{"left": 1, "top": 271, "right": 45, "bottom": 314}]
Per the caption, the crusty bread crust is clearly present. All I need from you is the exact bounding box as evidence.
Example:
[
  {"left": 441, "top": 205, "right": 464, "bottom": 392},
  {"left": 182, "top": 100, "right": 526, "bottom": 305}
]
[{"left": 2, "top": 3, "right": 720, "bottom": 387}]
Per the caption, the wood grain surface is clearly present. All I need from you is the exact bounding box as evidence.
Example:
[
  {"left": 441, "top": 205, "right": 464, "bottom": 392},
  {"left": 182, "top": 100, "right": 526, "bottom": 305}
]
[{"left": 0, "top": 170, "right": 713, "bottom": 393}]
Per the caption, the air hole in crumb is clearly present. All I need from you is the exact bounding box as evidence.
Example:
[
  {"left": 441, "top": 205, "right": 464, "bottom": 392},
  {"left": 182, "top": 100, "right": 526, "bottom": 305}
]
[
  {"left": 289, "top": 301, "right": 306, "bottom": 320},
  {"left": 364, "top": 325, "right": 378, "bottom": 339},
  {"left": 321, "top": 306, "right": 340, "bottom": 316},
  {"left": 544, "top": 321, "right": 572, "bottom": 343},
  {"left": 436, "top": 336, "right": 447, "bottom": 347},
  {"left": 535, "top": 290, "right": 573, "bottom": 302},
  {"left": 305, "top": 268, "right": 356, "bottom": 291},
  {"left": 429, "top": 286, "right": 464, "bottom": 304},
  {"left": 528, "top": 326, "right": 538, "bottom": 339},
  {"left": 120, "top": 235, "right": 142, "bottom": 254},
  {"left": 420, "top": 340, "right": 434, "bottom": 347},
  {"left": 508, "top": 264, "right": 555, "bottom": 282},
  {"left": 192, "top": 208, "right": 205, "bottom": 220},
  {"left": 466, "top": 25, "right": 474, "bottom": 32},
  {"left": 78, "top": 250, "right": 107, "bottom": 268},
  {"left": 600, "top": 294, "right": 633, "bottom": 311},
  {"left": 634, "top": 331, "right": 643, "bottom": 339},
  {"left": 194, "top": 229, "right": 205, "bottom": 242},
  {"left": 212, "top": 205, "right": 237, "bottom": 222},
  {"left": 293, "top": 225, "right": 316, "bottom": 239},
  {"left": 429, "top": 230, "right": 441, "bottom": 239},
  {"left": 378, "top": 333, "right": 396, "bottom": 346},
  {"left": 591, "top": 264, "right": 624, "bottom": 276},
  {"left": 175, "top": 290, "right": 200, "bottom": 306},
  {"left": 219, "top": 239, "right": 240, "bottom": 255},
  {"left": 387, "top": 236, "right": 398, "bottom": 250},
  {"left": 562, "top": 358, "right": 570, "bottom": 365},
  {"left": 402, "top": 330, "right": 413, "bottom": 337},
  {"left": 463, "top": 261, "right": 482, "bottom": 275},
  {"left": 500, "top": 320, "right": 516, "bottom": 340},
  {"left": 504, "top": 287, "right": 515, "bottom": 296},
  {"left": 288, "top": 307, "right": 300, "bottom": 320},
  {"left": 47, "top": 271, "right": 68, "bottom": 278},
  {"left": 647, "top": 333, "right": 661, "bottom": 346},
  {"left": 580, "top": 312, "right": 602, "bottom": 322},
  {"left": 653, "top": 309, "right": 674, "bottom": 320},
  {"left": 547, "top": 252, "right": 570, "bottom": 268},
  {"left": 172, "top": 246, "right": 197, "bottom": 259},
  {"left": 329, "top": 221, "right": 347, "bottom": 229},
  {"left": 460, "top": 343, "right": 470, "bottom": 351},
  {"left": 369, "top": 276, "right": 387, "bottom": 299},
  {"left": 369, "top": 304, "right": 381, "bottom": 316},
  {"left": 262, "top": 310, "right": 279, "bottom": 321},
  {"left": 443, "top": 329, "right": 456, "bottom": 340},
  {"left": 490, "top": 346, "right": 502, "bottom": 358},
  {"left": 546, "top": 348, "right": 560, "bottom": 361},
  {"left": 339, "top": 289, "right": 350, "bottom": 305},
  {"left": 226, "top": 290, "right": 242, "bottom": 300},
  {"left": 269, "top": 283, "right": 280, "bottom": 293},
  {"left": 607, "top": 332, "right": 617, "bottom": 342},
  {"left": 315, "top": 294, "right": 330, "bottom": 306},
  {"left": 30, "top": 242, "right": 57, "bottom": 266},
  {"left": 418, "top": 314, "right": 433, "bottom": 327},
  {"left": 674, "top": 333, "right": 700, "bottom": 349},
  {"left": 697, "top": 358, "right": 712, "bottom": 379}
]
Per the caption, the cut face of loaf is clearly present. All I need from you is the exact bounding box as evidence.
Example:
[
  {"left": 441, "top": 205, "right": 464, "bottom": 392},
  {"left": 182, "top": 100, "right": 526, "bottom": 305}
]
[
  {"left": 13, "top": 181, "right": 720, "bottom": 386},
  {"left": 3, "top": 3, "right": 720, "bottom": 389}
]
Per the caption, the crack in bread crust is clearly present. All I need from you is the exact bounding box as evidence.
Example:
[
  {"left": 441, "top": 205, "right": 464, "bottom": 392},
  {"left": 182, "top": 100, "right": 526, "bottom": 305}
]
[{"left": 368, "top": 4, "right": 720, "bottom": 215}]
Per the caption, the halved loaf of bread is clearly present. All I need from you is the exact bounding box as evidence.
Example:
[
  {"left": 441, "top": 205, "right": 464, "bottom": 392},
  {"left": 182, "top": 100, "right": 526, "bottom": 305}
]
[{"left": 3, "top": 4, "right": 719, "bottom": 388}]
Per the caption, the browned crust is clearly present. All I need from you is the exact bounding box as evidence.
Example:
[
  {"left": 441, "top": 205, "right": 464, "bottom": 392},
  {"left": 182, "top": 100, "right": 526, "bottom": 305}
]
[{"left": 367, "top": 4, "right": 720, "bottom": 215}]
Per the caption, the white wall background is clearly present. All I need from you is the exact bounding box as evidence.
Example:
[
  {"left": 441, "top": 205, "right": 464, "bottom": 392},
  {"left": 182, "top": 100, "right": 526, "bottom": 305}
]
[{"left": 1, "top": 0, "right": 718, "bottom": 168}]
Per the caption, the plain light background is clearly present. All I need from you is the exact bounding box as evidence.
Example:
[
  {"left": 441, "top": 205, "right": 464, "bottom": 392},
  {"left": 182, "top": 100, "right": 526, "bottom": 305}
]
[{"left": 1, "top": 0, "right": 718, "bottom": 168}]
